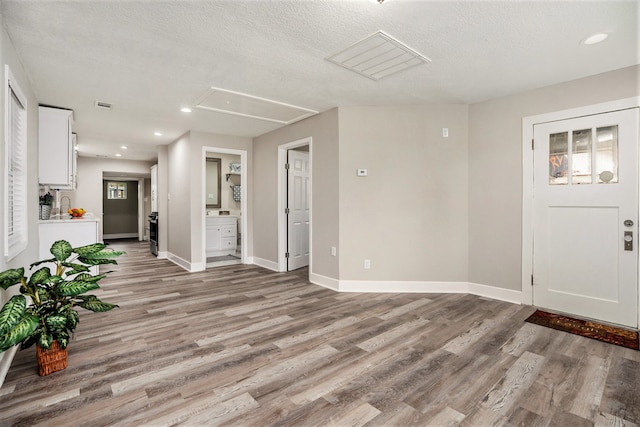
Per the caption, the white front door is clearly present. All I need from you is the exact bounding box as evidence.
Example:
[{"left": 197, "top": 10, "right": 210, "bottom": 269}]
[
  {"left": 287, "top": 150, "right": 310, "bottom": 271},
  {"left": 533, "top": 108, "right": 639, "bottom": 327}
]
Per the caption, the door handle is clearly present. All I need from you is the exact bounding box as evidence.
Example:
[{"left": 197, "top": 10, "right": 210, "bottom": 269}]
[{"left": 624, "top": 231, "right": 633, "bottom": 251}]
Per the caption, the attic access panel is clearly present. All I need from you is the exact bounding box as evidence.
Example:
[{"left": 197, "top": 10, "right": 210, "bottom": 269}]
[
  {"left": 327, "top": 31, "right": 431, "bottom": 81},
  {"left": 195, "top": 87, "right": 318, "bottom": 124}
]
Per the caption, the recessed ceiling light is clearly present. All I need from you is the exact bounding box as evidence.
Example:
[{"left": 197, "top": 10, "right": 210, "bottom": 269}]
[
  {"left": 582, "top": 33, "right": 608, "bottom": 45},
  {"left": 121, "top": 145, "right": 128, "bottom": 149},
  {"left": 180, "top": 107, "right": 192, "bottom": 113},
  {"left": 154, "top": 131, "right": 163, "bottom": 136},
  {"left": 115, "top": 153, "right": 122, "bottom": 157}
]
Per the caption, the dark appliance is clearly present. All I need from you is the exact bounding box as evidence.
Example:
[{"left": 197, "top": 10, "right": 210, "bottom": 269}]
[{"left": 149, "top": 212, "right": 158, "bottom": 256}]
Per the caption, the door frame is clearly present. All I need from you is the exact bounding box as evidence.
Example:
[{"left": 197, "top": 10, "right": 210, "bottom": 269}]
[
  {"left": 201, "top": 146, "right": 248, "bottom": 266},
  {"left": 101, "top": 175, "right": 146, "bottom": 241},
  {"left": 278, "top": 137, "right": 312, "bottom": 272},
  {"left": 521, "top": 96, "right": 640, "bottom": 325}
]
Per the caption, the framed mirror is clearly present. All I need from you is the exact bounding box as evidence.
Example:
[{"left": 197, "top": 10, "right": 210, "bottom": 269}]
[{"left": 206, "top": 158, "right": 221, "bottom": 208}]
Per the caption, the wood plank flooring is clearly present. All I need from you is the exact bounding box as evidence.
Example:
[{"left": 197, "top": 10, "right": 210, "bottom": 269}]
[{"left": 1, "top": 240, "right": 639, "bottom": 426}]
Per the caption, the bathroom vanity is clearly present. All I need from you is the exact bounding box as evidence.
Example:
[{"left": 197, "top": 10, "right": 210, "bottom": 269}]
[{"left": 206, "top": 216, "right": 238, "bottom": 257}]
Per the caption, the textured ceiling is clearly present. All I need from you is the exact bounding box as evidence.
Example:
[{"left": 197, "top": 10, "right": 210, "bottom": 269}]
[{"left": 1, "top": 0, "right": 637, "bottom": 161}]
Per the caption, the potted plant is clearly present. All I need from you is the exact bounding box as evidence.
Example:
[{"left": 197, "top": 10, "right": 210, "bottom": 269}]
[
  {"left": 0, "top": 240, "right": 123, "bottom": 376},
  {"left": 39, "top": 192, "right": 54, "bottom": 220}
]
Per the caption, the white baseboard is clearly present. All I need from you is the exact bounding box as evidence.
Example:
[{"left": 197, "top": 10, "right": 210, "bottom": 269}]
[
  {"left": 103, "top": 233, "right": 138, "bottom": 239},
  {"left": 320, "top": 279, "right": 522, "bottom": 305},
  {"left": 252, "top": 257, "right": 279, "bottom": 272},
  {"left": 167, "top": 252, "right": 194, "bottom": 272},
  {"left": 157, "top": 251, "right": 168, "bottom": 259},
  {"left": 468, "top": 282, "right": 523, "bottom": 304},
  {"left": 309, "top": 272, "right": 339, "bottom": 291},
  {"left": 339, "top": 280, "right": 469, "bottom": 294}
]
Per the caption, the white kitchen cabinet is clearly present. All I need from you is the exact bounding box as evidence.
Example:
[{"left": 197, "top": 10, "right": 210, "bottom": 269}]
[
  {"left": 150, "top": 164, "right": 158, "bottom": 212},
  {"left": 206, "top": 216, "right": 237, "bottom": 257},
  {"left": 39, "top": 106, "right": 75, "bottom": 189},
  {"left": 39, "top": 218, "right": 100, "bottom": 274}
]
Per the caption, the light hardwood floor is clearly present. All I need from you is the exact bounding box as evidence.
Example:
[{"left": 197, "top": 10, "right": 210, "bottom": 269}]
[{"left": 0, "top": 240, "right": 638, "bottom": 426}]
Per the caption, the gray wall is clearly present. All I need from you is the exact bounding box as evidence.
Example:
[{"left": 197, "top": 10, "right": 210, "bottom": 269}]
[
  {"left": 166, "top": 131, "right": 252, "bottom": 267},
  {"left": 338, "top": 105, "right": 469, "bottom": 282},
  {"left": 253, "top": 108, "right": 340, "bottom": 279},
  {"left": 468, "top": 65, "right": 640, "bottom": 291}
]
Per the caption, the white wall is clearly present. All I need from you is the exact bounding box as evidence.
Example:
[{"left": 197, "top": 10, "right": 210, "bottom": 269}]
[
  {"left": 468, "top": 65, "right": 640, "bottom": 291},
  {"left": 73, "top": 157, "right": 155, "bottom": 239},
  {"left": 0, "top": 15, "right": 40, "bottom": 387}
]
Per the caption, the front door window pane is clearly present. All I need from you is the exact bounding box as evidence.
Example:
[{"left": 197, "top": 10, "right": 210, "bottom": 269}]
[
  {"left": 572, "top": 129, "right": 592, "bottom": 184},
  {"left": 596, "top": 125, "right": 618, "bottom": 183},
  {"left": 549, "top": 132, "right": 568, "bottom": 185}
]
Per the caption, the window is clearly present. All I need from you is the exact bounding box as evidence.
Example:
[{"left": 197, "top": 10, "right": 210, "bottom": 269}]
[
  {"left": 107, "top": 182, "right": 127, "bottom": 199},
  {"left": 4, "top": 66, "right": 28, "bottom": 260}
]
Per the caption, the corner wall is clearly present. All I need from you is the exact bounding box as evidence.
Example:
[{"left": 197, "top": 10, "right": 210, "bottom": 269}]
[
  {"left": 252, "top": 109, "right": 340, "bottom": 280},
  {"left": 468, "top": 65, "right": 640, "bottom": 291}
]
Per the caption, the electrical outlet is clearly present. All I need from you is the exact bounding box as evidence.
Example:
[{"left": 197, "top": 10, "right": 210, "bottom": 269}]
[
  {"left": 331, "top": 246, "right": 337, "bottom": 256},
  {"left": 442, "top": 127, "right": 449, "bottom": 137},
  {"left": 364, "top": 259, "right": 371, "bottom": 269}
]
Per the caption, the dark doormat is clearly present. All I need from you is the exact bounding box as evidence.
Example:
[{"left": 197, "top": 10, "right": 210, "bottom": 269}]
[{"left": 525, "top": 309, "right": 639, "bottom": 350}]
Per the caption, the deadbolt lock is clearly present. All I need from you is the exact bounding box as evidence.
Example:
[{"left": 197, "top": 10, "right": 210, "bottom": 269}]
[{"left": 624, "top": 219, "right": 634, "bottom": 227}]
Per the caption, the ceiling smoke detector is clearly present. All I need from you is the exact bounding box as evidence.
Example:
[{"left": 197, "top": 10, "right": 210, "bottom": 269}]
[{"left": 94, "top": 101, "right": 113, "bottom": 110}]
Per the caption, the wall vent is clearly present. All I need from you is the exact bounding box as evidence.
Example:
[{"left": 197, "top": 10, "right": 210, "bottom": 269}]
[{"left": 94, "top": 101, "right": 113, "bottom": 110}]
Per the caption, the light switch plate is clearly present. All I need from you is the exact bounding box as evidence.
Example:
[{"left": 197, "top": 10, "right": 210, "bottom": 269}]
[{"left": 357, "top": 169, "right": 368, "bottom": 177}]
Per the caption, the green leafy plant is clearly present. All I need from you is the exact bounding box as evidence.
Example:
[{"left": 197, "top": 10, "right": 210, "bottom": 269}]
[
  {"left": 0, "top": 240, "right": 124, "bottom": 352},
  {"left": 39, "top": 192, "right": 54, "bottom": 206}
]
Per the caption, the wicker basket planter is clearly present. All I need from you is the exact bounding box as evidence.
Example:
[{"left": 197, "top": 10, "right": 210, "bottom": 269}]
[{"left": 36, "top": 341, "right": 68, "bottom": 376}]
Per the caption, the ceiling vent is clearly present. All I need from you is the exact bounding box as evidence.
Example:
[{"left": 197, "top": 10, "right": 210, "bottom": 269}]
[
  {"left": 94, "top": 101, "right": 113, "bottom": 110},
  {"left": 194, "top": 87, "right": 318, "bottom": 125},
  {"left": 327, "top": 31, "right": 430, "bottom": 81}
]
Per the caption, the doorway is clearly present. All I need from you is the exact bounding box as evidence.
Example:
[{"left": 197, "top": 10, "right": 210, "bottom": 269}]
[
  {"left": 202, "top": 147, "right": 248, "bottom": 269},
  {"left": 103, "top": 179, "right": 144, "bottom": 240},
  {"left": 278, "top": 137, "right": 312, "bottom": 272},
  {"left": 523, "top": 100, "right": 640, "bottom": 328}
]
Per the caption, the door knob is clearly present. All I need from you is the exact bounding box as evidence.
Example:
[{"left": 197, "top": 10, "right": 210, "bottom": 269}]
[{"left": 624, "top": 231, "right": 633, "bottom": 251}]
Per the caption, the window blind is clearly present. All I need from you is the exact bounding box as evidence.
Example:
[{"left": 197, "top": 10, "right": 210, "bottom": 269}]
[{"left": 5, "top": 67, "right": 28, "bottom": 260}]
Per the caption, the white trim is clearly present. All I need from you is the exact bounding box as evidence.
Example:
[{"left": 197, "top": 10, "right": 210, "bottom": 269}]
[
  {"left": 277, "top": 137, "right": 312, "bottom": 273},
  {"left": 251, "top": 256, "right": 279, "bottom": 272},
  {"left": 167, "top": 252, "right": 193, "bottom": 272},
  {"left": 522, "top": 97, "right": 640, "bottom": 319},
  {"left": 138, "top": 178, "right": 145, "bottom": 241},
  {"left": 157, "top": 251, "right": 168, "bottom": 259},
  {"left": 201, "top": 146, "right": 248, "bottom": 269},
  {"left": 103, "top": 233, "right": 138, "bottom": 239},
  {"left": 468, "top": 282, "right": 523, "bottom": 305},
  {"left": 309, "top": 272, "right": 340, "bottom": 291},
  {"left": 308, "top": 276, "right": 522, "bottom": 304},
  {"left": 339, "top": 280, "right": 469, "bottom": 294}
]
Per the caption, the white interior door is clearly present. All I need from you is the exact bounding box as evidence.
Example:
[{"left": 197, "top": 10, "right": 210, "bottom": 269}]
[
  {"left": 533, "top": 108, "right": 639, "bottom": 327},
  {"left": 287, "top": 150, "right": 310, "bottom": 271}
]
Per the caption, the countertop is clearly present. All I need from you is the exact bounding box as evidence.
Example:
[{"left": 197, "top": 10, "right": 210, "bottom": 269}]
[{"left": 39, "top": 216, "right": 100, "bottom": 224}]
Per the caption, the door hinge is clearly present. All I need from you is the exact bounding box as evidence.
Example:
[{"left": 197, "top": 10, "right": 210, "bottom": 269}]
[
  {"left": 531, "top": 274, "right": 534, "bottom": 286},
  {"left": 285, "top": 163, "right": 290, "bottom": 170},
  {"left": 531, "top": 139, "right": 534, "bottom": 150},
  {"left": 285, "top": 252, "right": 290, "bottom": 259},
  {"left": 285, "top": 208, "right": 290, "bottom": 215}
]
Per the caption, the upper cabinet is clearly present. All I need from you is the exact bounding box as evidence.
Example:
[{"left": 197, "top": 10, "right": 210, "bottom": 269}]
[{"left": 38, "top": 106, "right": 76, "bottom": 189}]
